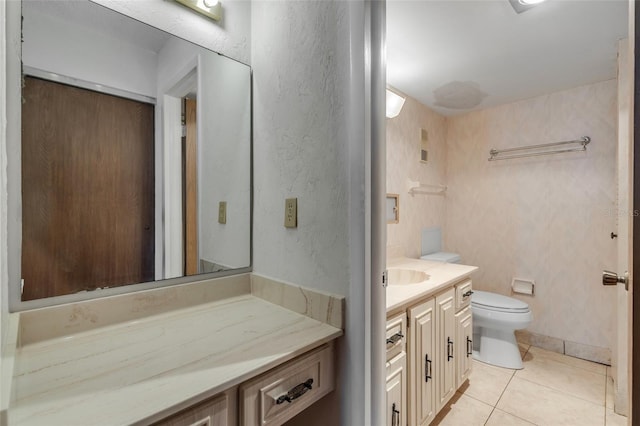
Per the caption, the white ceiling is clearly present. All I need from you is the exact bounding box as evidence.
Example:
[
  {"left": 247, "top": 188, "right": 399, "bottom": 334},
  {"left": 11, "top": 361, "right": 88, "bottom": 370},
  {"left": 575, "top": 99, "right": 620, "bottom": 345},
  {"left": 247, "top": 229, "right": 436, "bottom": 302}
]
[{"left": 386, "top": 0, "right": 629, "bottom": 116}]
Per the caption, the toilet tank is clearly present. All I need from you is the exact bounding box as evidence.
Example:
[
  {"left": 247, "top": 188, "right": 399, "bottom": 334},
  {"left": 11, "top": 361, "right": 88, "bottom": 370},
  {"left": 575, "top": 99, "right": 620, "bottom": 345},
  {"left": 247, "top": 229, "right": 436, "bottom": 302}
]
[{"left": 420, "top": 227, "right": 460, "bottom": 263}]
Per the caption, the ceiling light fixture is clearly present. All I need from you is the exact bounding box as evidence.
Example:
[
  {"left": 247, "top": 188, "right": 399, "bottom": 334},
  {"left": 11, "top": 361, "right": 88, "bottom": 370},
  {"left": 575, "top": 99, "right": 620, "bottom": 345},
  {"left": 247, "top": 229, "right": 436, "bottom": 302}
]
[
  {"left": 386, "top": 88, "right": 406, "bottom": 119},
  {"left": 509, "top": 0, "right": 546, "bottom": 14}
]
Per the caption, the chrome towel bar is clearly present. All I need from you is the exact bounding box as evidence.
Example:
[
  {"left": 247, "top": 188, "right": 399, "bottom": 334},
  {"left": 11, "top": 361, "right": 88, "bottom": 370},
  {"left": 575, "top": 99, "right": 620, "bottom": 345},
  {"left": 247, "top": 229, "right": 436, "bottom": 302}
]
[{"left": 488, "top": 136, "right": 591, "bottom": 161}]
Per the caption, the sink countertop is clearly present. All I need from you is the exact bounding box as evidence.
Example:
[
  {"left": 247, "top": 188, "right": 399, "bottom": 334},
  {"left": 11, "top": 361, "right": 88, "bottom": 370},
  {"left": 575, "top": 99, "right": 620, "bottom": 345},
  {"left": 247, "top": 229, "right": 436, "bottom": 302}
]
[
  {"left": 8, "top": 276, "right": 343, "bottom": 426},
  {"left": 386, "top": 257, "right": 478, "bottom": 315}
]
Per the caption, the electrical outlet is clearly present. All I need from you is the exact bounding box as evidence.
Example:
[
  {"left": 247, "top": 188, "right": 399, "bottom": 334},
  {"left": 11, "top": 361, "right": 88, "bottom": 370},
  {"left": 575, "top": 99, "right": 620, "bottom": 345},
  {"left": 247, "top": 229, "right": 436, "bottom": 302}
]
[
  {"left": 218, "top": 201, "right": 227, "bottom": 224},
  {"left": 285, "top": 198, "right": 297, "bottom": 228}
]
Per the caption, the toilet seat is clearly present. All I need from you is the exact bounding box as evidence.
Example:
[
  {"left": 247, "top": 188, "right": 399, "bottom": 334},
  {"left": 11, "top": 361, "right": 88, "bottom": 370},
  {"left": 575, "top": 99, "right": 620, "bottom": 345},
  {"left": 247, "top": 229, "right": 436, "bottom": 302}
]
[
  {"left": 471, "top": 290, "right": 529, "bottom": 313},
  {"left": 471, "top": 290, "right": 532, "bottom": 369}
]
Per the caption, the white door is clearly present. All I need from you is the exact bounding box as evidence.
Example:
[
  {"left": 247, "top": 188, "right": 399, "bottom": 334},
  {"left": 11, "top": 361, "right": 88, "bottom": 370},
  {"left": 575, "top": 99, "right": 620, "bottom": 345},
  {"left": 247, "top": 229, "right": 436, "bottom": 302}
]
[{"left": 614, "top": 33, "right": 633, "bottom": 416}]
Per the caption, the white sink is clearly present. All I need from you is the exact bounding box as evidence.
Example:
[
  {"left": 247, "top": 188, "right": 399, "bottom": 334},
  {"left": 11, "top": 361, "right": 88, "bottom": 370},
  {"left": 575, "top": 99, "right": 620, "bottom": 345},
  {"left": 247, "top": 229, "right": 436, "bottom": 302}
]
[{"left": 387, "top": 268, "right": 429, "bottom": 285}]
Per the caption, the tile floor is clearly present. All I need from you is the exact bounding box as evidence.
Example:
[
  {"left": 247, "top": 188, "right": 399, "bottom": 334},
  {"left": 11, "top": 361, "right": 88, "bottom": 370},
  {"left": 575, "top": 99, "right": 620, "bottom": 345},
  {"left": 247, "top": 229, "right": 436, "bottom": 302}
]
[{"left": 432, "top": 344, "right": 628, "bottom": 426}]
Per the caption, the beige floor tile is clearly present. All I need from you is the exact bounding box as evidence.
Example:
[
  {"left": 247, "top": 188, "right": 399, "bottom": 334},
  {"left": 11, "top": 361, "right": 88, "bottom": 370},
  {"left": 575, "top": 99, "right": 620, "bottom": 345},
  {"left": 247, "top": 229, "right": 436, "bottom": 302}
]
[
  {"left": 459, "top": 360, "right": 514, "bottom": 406},
  {"left": 517, "top": 347, "right": 606, "bottom": 405},
  {"left": 497, "top": 377, "right": 605, "bottom": 426},
  {"left": 485, "top": 408, "right": 537, "bottom": 426},
  {"left": 606, "top": 409, "right": 628, "bottom": 426},
  {"left": 431, "top": 392, "right": 493, "bottom": 426},
  {"left": 526, "top": 346, "right": 607, "bottom": 375},
  {"left": 519, "top": 343, "right": 530, "bottom": 358}
]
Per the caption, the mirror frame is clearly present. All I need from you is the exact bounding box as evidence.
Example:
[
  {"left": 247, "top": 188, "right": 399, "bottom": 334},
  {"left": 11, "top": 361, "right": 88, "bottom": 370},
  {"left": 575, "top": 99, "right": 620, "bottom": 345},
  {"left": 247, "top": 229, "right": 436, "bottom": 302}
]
[{"left": 7, "top": 0, "right": 253, "bottom": 312}]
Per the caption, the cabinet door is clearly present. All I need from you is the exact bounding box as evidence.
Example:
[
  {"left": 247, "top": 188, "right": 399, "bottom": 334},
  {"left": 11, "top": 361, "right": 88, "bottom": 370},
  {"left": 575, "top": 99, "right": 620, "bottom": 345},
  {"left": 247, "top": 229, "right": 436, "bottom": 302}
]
[
  {"left": 386, "top": 352, "right": 407, "bottom": 426},
  {"left": 435, "top": 288, "right": 456, "bottom": 410},
  {"left": 408, "top": 299, "right": 436, "bottom": 426},
  {"left": 455, "top": 306, "right": 473, "bottom": 388}
]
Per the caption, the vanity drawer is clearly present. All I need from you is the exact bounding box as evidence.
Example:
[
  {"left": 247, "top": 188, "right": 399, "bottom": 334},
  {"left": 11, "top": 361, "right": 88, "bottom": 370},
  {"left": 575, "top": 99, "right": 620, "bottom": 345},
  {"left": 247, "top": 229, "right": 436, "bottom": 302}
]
[
  {"left": 239, "top": 342, "right": 335, "bottom": 426},
  {"left": 455, "top": 279, "right": 473, "bottom": 310},
  {"left": 153, "top": 391, "right": 231, "bottom": 426},
  {"left": 386, "top": 312, "right": 406, "bottom": 361}
]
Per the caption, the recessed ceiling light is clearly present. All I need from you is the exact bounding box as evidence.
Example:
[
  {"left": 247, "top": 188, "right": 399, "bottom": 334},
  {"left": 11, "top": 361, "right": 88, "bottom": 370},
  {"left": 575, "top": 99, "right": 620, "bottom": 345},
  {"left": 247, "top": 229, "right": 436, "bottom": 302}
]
[{"left": 509, "top": 0, "right": 546, "bottom": 14}]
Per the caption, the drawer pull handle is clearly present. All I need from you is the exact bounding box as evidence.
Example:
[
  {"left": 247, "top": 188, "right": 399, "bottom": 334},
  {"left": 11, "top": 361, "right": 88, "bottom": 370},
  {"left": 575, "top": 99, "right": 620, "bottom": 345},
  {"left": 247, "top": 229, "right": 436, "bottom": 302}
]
[
  {"left": 425, "top": 354, "right": 432, "bottom": 382},
  {"left": 447, "top": 337, "right": 454, "bottom": 361},
  {"left": 462, "top": 290, "right": 474, "bottom": 298},
  {"left": 467, "top": 336, "right": 473, "bottom": 357},
  {"left": 386, "top": 332, "right": 404, "bottom": 346},
  {"left": 276, "top": 378, "right": 314, "bottom": 405}
]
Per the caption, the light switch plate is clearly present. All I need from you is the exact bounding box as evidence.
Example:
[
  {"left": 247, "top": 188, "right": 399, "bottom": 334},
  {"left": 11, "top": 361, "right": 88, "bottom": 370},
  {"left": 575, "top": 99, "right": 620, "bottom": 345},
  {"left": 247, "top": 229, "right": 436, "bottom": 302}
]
[
  {"left": 285, "top": 198, "right": 297, "bottom": 228},
  {"left": 218, "top": 201, "right": 227, "bottom": 224}
]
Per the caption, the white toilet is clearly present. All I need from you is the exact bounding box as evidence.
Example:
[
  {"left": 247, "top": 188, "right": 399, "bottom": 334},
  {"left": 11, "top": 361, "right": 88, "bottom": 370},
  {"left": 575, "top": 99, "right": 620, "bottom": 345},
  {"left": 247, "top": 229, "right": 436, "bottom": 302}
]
[
  {"left": 471, "top": 290, "right": 532, "bottom": 369},
  {"left": 419, "top": 227, "right": 532, "bottom": 370}
]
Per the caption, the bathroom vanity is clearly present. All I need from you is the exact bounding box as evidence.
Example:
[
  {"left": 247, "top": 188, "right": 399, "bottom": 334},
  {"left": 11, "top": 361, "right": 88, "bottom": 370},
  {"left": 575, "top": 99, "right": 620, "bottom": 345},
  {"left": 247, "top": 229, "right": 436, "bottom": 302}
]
[
  {"left": 385, "top": 257, "right": 477, "bottom": 426},
  {"left": 3, "top": 275, "right": 343, "bottom": 425}
]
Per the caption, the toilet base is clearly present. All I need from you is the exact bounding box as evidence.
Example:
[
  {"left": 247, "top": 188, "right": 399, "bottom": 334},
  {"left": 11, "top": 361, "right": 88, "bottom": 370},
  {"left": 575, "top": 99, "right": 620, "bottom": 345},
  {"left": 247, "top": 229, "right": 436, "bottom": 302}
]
[{"left": 472, "top": 327, "right": 523, "bottom": 370}]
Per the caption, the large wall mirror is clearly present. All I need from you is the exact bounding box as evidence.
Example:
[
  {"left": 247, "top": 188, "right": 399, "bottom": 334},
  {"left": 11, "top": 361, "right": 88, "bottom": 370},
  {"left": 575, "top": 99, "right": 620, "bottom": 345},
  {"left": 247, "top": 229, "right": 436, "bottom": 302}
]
[{"left": 15, "top": 0, "right": 251, "bottom": 306}]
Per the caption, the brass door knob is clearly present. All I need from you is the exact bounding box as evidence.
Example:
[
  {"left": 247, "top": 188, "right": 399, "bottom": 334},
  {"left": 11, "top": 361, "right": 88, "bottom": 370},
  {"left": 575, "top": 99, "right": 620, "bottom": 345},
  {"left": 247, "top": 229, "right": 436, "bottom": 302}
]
[{"left": 602, "top": 270, "right": 629, "bottom": 291}]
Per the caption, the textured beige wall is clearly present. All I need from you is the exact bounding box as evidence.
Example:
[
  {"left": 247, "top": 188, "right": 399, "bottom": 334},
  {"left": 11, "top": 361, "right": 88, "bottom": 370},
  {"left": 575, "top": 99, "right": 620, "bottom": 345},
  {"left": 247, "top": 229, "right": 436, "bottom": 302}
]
[
  {"left": 387, "top": 80, "right": 618, "bottom": 351},
  {"left": 386, "top": 95, "right": 448, "bottom": 259},
  {"left": 446, "top": 80, "right": 617, "bottom": 350}
]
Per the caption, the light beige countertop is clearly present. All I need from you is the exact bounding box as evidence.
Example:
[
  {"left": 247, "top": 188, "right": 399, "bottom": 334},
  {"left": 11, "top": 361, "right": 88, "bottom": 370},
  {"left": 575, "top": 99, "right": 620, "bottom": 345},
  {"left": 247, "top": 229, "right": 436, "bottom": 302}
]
[
  {"left": 6, "top": 274, "right": 344, "bottom": 426},
  {"left": 386, "top": 257, "right": 478, "bottom": 315}
]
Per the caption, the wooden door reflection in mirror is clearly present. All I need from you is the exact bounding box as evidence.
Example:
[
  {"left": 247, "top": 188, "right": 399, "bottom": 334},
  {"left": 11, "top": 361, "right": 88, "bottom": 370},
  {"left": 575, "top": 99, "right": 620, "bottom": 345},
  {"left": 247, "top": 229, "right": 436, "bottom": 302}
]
[{"left": 21, "top": 77, "right": 155, "bottom": 300}]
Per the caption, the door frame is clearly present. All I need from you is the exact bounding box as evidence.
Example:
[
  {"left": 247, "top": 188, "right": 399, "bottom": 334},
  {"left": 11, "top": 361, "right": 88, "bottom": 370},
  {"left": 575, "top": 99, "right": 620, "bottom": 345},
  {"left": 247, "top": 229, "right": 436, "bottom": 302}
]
[
  {"left": 632, "top": 1, "right": 638, "bottom": 423},
  {"left": 160, "top": 62, "right": 197, "bottom": 280}
]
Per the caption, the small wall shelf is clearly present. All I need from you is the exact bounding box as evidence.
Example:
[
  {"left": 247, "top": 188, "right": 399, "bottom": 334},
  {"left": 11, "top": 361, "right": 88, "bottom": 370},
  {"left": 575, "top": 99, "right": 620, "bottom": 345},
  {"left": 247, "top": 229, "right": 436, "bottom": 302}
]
[{"left": 407, "top": 180, "right": 447, "bottom": 195}]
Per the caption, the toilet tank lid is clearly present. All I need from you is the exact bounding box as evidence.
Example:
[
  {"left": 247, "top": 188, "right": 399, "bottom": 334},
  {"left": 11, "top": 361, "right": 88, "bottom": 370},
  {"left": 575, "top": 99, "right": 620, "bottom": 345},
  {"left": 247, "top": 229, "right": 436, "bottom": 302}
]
[{"left": 471, "top": 290, "right": 529, "bottom": 312}]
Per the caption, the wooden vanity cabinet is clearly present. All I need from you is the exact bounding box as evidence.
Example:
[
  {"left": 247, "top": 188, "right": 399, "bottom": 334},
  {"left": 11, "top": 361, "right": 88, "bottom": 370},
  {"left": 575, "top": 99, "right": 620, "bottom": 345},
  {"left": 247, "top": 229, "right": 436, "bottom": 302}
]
[
  {"left": 386, "top": 313, "right": 407, "bottom": 426},
  {"left": 455, "top": 306, "right": 473, "bottom": 388},
  {"left": 400, "top": 280, "right": 473, "bottom": 426},
  {"left": 240, "top": 343, "right": 334, "bottom": 426},
  {"left": 435, "top": 288, "right": 456, "bottom": 411},
  {"left": 154, "top": 342, "right": 335, "bottom": 426},
  {"left": 386, "top": 351, "right": 407, "bottom": 426},
  {"left": 407, "top": 299, "right": 436, "bottom": 426},
  {"left": 454, "top": 279, "right": 473, "bottom": 388}
]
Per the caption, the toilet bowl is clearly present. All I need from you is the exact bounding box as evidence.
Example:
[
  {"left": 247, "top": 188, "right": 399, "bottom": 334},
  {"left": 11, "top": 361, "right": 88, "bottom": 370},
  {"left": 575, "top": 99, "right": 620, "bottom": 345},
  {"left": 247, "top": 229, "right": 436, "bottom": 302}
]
[{"left": 471, "top": 290, "right": 532, "bottom": 369}]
